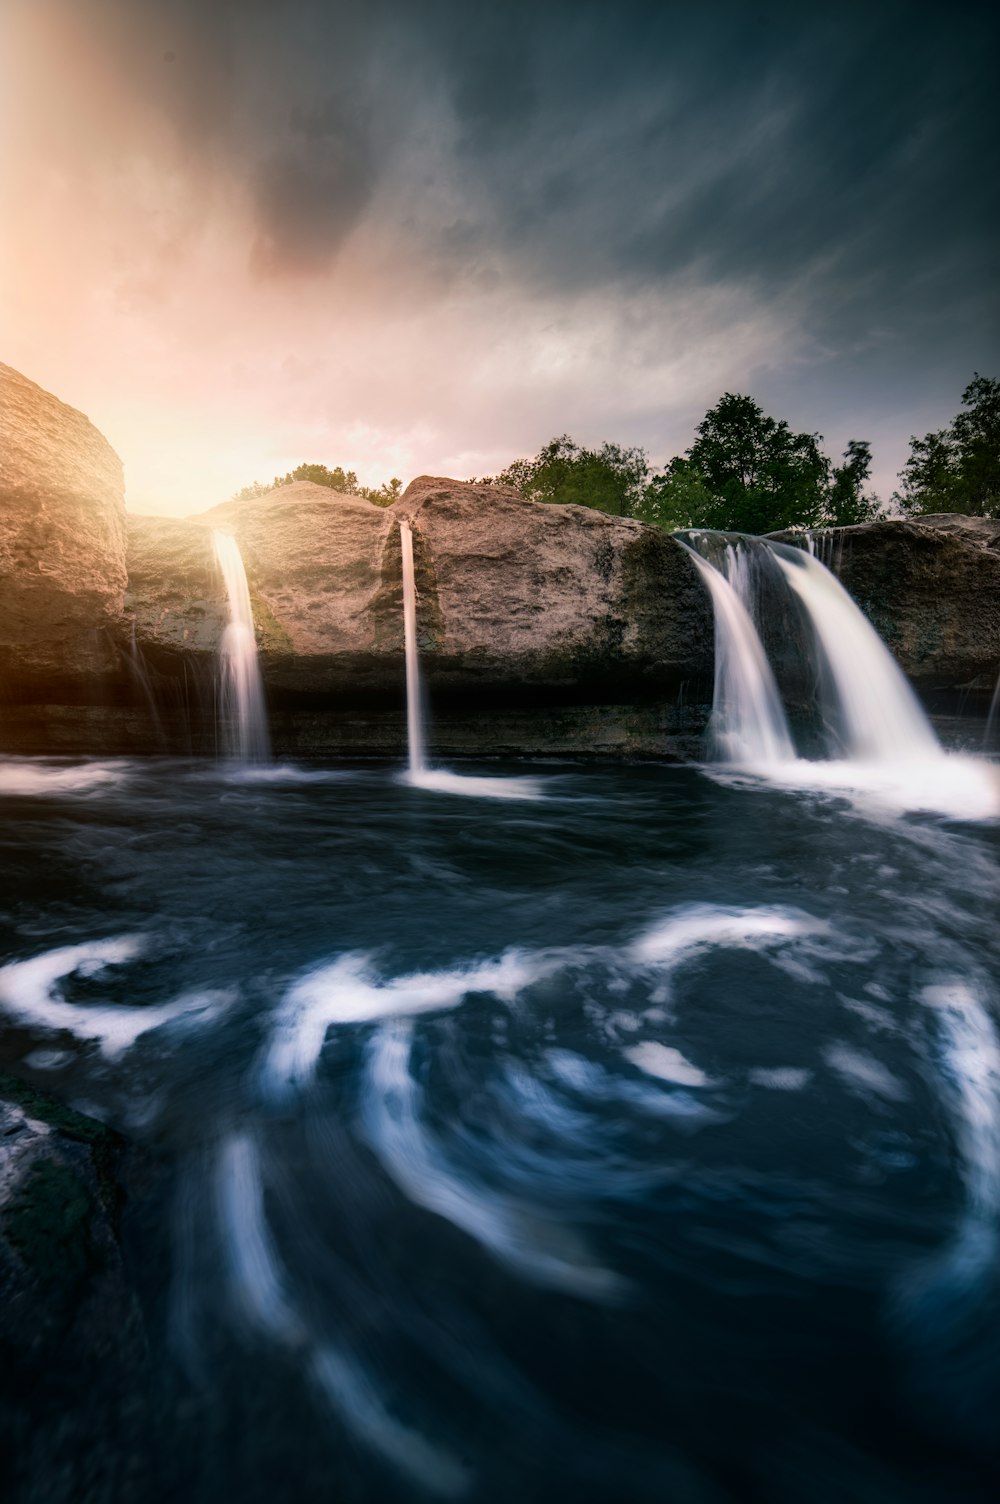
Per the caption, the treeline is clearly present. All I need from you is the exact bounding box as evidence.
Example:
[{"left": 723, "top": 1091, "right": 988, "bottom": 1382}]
[
  {"left": 233, "top": 375, "right": 998, "bottom": 532},
  {"left": 233, "top": 462, "right": 403, "bottom": 506},
  {"left": 481, "top": 376, "right": 1000, "bottom": 531}
]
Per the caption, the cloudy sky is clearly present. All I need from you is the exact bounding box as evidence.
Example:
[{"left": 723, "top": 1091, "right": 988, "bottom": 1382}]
[{"left": 1, "top": 0, "right": 996, "bottom": 515}]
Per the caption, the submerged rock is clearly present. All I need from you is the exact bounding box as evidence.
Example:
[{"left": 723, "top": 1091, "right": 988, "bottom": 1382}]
[{"left": 0, "top": 363, "right": 126, "bottom": 688}]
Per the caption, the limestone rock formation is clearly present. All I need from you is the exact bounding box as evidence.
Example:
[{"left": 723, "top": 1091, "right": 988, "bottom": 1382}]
[
  {"left": 199, "top": 482, "right": 401, "bottom": 689},
  {"left": 4, "top": 358, "right": 998, "bottom": 757},
  {"left": 125, "top": 512, "right": 227, "bottom": 658},
  {"left": 392, "top": 476, "right": 711, "bottom": 695},
  {"left": 0, "top": 363, "right": 126, "bottom": 686},
  {"left": 123, "top": 477, "right": 713, "bottom": 741}
]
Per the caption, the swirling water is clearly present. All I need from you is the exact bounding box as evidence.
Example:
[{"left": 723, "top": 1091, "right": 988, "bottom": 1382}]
[{"left": 1, "top": 753, "right": 1000, "bottom": 1502}]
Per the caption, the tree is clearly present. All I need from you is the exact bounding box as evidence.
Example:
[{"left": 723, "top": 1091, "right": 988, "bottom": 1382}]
[
  {"left": 640, "top": 394, "right": 883, "bottom": 533},
  {"left": 360, "top": 476, "right": 403, "bottom": 507},
  {"left": 284, "top": 462, "right": 361, "bottom": 492},
  {"left": 826, "top": 440, "right": 883, "bottom": 526},
  {"left": 631, "top": 457, "right": 716, "bottom": 530},
  {"left": 485, "top": 435, "right": 649, "bottom": 517},
  {"left": 894, "top": 375, "right": 1000, "bottom": 517},
  {"left": 664, "top": 393, "right": 828, "bottom": 533}
]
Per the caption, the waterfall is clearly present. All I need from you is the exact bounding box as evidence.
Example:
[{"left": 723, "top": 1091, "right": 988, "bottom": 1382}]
[
  {"left": 399, "top": 520, "right": 427, "bottom": 778},
  {"left": 767, "top": 542, "right": 940, "bottom": 763},
  {"left": 212, "top": 530, "right": 271, "bottom": 764},
  {"left": 125, "top": 624, "right": 166, "bottom": 749},
  {"left": 681, "top": 532, "right": 997, "bottom": 815},
  {"left": 677, "top": 539, "right": 794, "bottom": 764},
  {"left": 397, "top": 520, "right": 540, "bottom": 800},
  {"left": 985, "top": 671, "right": 1000, "bottom": 751}
]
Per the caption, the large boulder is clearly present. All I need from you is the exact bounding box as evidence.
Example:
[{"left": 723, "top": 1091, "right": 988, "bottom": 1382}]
[
  {"left": 0, "top": 363, "right": 126, "bottom": 688},
  {"left": 391, "top": 476, "right": 710, "bottom": 697},
  {"left": 197, "top": 482, "right": 401, "bottom": 690},
  {"left": 118, "top": 476, "right": 712, "bottom": 757},
  {"left": 126, "top": 474, "right": 712, "bottom": 694}
]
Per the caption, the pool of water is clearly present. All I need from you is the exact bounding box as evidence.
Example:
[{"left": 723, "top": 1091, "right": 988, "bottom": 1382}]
[{"left": 1, "top": 754, "right": 999, "bottom": 1502}]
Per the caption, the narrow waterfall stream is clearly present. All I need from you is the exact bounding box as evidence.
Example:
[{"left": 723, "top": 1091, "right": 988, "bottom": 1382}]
[
  {"left": 676, "top": 540, "right": 794, "bottom": 763},
  {"left": 212, "top": 529, "right": 271, "bottom": 764},
  {"left": 399, "top": 520, "right": 427, "bottom": 779},
  {"left": 986, "top": 670, "right": 1000, "bottom": 750},
  {"left": 398, "top": 520, "right": 540, "bottom": 800}
]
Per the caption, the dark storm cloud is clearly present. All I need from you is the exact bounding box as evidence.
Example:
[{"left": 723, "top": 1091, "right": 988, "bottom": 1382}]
[
  {"left": 87, "top": 0, "right": 999, "bottom": 349},
  {"left": 249, "top": 99, "right": 375, "bottom": 274}
]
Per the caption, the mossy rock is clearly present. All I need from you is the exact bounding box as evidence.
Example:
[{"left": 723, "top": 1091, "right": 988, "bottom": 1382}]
[
  {"left": 3, "top": 1156, "right": 96, "bottom": 1299},
  {"left": 0, "top": 1072, "right": 122, "bottom": 1212}
]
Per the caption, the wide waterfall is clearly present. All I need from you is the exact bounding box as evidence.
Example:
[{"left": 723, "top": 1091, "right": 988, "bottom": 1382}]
[
  {"left": 399, "top": 520, "right": 427, "bottom": 778},
  {"left": 212, "top": 529, "right": 271, "bottom": 764},
  {"left": 769, "top": 541, "right": 941, "bottom": 763},
  {"left": 677, "top": 540, "right": 794, "bottom": 763},
  {"left": 682, "top": 531, "right": 998, "bottom": 818}
]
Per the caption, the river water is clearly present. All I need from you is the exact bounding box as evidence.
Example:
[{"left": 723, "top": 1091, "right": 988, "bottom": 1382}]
[{"left": 1, "top": 752, "right": 999, "bottom": 1502}]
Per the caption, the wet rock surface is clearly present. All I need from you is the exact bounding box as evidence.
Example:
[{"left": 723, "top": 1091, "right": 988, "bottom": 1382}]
[
  {"left": 0, "top": 363, "right": 126, "bottom": 689},
  {"left": 125, "top": 476, "right": 712, "bottom": 702},
  {"left": 0, "top": 1076, "right": 151, "bottom": 1503},
  {"left": 107, "top": 476, "right": 714, "bottom": 757}
]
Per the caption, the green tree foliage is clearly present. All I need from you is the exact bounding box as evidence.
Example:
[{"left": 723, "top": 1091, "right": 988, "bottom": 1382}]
[
  {"left": 363, "top": 476, "right": 404, "bottom": 506},
  {"left": 894, "top": 375, "right": 1000, "bottom": 517},
  {"left": 232, "top": 462, "right": 402, "bottom": 507},
  {"left": 630, "top": 458, "right": 715, "bottom": 530},
  {"left": 484, "top": 435, "right": 649, "bottom": 517},
  {"left": 826, "top": 440, "right": 883, "bottom": 527},
  {"left": 636, "top": 395, "right": 883, "bottom": 533}
]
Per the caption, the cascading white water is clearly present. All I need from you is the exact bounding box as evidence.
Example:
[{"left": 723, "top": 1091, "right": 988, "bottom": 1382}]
[
  {"left": 985, "top": 671, "right": 1000, "bottom": 750},
  {"left": 722, "top": 540, "right": 756, "bottom": 623},
  {"left": 768, "top": 542, "right": 940, "bottom": 763},
  {"left": 678, "top": 540, "right": 794, "bottom": 764},
  {"left": 399, "top": 520, "right": 427, "bottom": 778},
  {"left": 212, "top": 529, "right": 271, "bottom": 763},
  {"left": 681, "top": 532, "right": 997, "bottom": 816}
]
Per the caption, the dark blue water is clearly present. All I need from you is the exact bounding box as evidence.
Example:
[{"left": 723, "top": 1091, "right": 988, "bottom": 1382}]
[{"left": 1, "top": 755, "right": 999, "bottom": 1502}]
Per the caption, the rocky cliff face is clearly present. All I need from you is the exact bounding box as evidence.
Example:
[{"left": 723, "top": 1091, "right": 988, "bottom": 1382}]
[
  {"left": 0, "top": 363, "right": 126, "bottom": 689},
  {"left": 126, "top": 476, "right": 711, "bottom": 701},
  {"left": 116, "top": 476, "right": 712, "bottom": 756},
  {"left": 393, "top": 476, "right": 709, "bottom": 697},
  {"left": 2, "top": 361, "right": 998, "bottom": 758}
]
